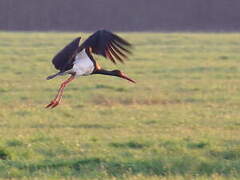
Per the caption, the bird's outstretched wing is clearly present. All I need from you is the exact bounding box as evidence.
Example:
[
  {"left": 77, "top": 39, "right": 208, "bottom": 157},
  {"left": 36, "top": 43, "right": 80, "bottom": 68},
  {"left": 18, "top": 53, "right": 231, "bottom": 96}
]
[
  {"left": 52, "top": 37, "right": 81, "bottom": 71},
  {"left": 79, "top": 30, "right": 132, "bottom": 64}
]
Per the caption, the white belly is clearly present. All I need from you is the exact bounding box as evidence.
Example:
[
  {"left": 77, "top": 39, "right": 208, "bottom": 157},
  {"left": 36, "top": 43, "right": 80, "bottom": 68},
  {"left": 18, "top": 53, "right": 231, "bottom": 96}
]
[{"left": 72, "top": 49, "right": 94, "bottom": 76}]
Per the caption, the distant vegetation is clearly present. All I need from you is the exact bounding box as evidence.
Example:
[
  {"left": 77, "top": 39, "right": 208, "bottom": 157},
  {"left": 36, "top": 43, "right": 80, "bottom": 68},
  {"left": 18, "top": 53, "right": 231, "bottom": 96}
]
[
  {"left": 1, "top": 0, "right": 240, "bottom": 31},
  {"left": 0, "top": 32, "right": 239, "bottom": 179}
]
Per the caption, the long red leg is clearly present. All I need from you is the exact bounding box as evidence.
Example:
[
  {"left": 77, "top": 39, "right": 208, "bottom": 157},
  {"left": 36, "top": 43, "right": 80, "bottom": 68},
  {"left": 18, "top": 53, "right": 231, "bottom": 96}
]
[{"left": 46, "top": 74, "right": 75, "bottom": 108}]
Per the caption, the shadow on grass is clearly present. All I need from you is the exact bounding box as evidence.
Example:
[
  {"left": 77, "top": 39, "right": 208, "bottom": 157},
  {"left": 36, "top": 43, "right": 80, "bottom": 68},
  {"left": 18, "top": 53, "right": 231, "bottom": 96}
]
[
  {"left": 94, "top": 84, "right": 128, "bottom": 92},
  {"left": 109, "top": 141, "right": 150, "bottom": 149},
  {"left": 91, "top": 95, "right": 183, "bottom": 106},
  {"left": 91, "top": 94, "right": 207, "bottom": 106},
  {"left": 0, "top": 147, "right": 11, "bottom": 160},
  {"left": 2, "top": 155, "right": 240, "bottom": 178},
  {"left": 4, "top": 157, "right": 167, "bottom": 177},
  {"left": 209, "top": 148, "right": 240, "bottom": 160}
]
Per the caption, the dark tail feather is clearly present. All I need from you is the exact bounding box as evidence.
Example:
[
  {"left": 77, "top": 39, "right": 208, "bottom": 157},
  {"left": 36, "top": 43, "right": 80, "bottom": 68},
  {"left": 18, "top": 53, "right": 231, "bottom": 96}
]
[{"left": 46, "top": 72, "right": 62, "bottom": 80}]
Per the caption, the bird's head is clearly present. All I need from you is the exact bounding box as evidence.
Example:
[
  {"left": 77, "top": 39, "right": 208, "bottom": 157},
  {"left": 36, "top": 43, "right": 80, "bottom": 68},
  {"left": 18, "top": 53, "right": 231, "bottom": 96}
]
[{"left": 112, "top": 70, "right": 136, "bottom": 83}]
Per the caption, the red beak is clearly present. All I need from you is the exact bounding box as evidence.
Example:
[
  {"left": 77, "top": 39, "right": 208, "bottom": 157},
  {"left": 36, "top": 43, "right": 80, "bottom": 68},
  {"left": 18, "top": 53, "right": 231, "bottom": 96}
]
[{"left": 120, "top": 73, "right": 136, "bottom": 83}]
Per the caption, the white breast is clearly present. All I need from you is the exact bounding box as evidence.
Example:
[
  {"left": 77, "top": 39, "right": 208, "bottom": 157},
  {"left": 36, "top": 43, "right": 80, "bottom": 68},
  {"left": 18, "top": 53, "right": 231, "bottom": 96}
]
[{"left": 72, "top": 49, "right": 95, "bottom": 76}]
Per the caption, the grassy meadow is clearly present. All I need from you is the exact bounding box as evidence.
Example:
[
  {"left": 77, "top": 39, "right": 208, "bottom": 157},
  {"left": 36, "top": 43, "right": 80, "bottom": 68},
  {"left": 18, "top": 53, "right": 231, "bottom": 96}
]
[{"left": 0, "top": 32, "right": 239, "bottom": 179}]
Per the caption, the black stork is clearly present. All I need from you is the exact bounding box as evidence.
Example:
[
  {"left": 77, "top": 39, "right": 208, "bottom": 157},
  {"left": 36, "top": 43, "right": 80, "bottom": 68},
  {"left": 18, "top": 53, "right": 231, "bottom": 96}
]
[{"left": 46, "top": 29, "right": 136, "bottom": 108}]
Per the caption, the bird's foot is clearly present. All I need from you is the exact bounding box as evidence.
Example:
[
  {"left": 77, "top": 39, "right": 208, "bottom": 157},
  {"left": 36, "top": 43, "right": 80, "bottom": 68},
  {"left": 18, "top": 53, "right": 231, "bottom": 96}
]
[{"left": 45, "top": 100, "right": 60, "bottom": 109}]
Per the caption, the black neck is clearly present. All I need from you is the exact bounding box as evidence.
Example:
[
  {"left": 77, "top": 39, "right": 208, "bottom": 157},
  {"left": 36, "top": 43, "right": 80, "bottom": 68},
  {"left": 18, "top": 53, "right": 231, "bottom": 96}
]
[{"left": 93, "top": 69, "right": 117, "bottom": 77}]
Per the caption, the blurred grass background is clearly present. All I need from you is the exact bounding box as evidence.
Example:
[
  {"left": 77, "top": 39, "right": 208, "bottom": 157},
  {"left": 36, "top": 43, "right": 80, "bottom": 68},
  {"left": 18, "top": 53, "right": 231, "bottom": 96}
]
[{"left": 0, "top": 32, "right": 239, "bottom": 179}]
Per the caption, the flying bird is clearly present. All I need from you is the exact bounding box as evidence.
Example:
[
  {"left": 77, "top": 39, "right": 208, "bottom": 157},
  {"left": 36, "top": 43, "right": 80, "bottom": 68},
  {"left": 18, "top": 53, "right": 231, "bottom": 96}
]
[{"left": 46, "top": 29, "right": 135, "bottom": 108}]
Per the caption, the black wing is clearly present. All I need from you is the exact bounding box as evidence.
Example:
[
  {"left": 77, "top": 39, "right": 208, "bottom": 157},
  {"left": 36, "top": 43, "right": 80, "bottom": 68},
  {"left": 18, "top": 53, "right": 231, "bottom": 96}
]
[
  {"left": 79, "top": 30, "right": 132, "bottom": 64},
  {"left": 52, "top": 37, "right": 81, "bottom": 71}
]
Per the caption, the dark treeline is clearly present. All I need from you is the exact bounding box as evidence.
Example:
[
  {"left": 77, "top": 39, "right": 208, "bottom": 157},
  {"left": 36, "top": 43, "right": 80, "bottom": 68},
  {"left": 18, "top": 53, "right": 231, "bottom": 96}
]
[{"left": 0, "top": 0, "right": 240, "bottom": 31}]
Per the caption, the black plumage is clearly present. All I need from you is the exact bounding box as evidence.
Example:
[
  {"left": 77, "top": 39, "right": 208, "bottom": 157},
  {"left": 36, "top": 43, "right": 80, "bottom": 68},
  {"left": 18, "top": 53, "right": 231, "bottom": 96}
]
[
  {"left": 52, "top": 37, "right": 81, "bottom": 72},
  {"left": 51, "top": 30, "right": 131, "bottom": 73},
  {"left": 78, "top": 29, "right": 132, "bottom": 64}
]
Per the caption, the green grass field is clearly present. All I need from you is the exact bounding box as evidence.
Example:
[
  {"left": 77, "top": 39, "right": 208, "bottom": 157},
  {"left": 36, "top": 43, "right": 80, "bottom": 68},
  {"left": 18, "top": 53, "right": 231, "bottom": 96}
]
[{"left": 0, "top": 32, "right": 239, "bottom": 180}]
